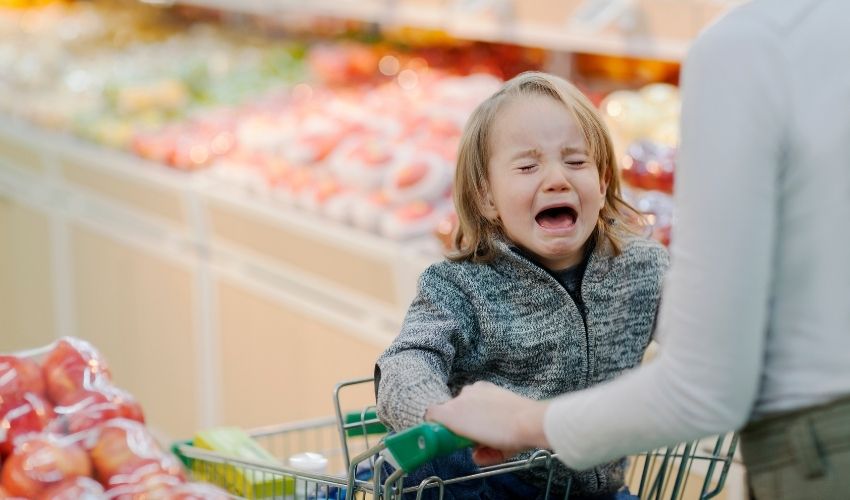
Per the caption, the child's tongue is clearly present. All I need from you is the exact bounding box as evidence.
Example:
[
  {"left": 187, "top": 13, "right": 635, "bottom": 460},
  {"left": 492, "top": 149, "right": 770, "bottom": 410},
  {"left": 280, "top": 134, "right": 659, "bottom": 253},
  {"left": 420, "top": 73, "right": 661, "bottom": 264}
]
[{"left": 537, "top": 210, "right": 576, "bottom": 229}]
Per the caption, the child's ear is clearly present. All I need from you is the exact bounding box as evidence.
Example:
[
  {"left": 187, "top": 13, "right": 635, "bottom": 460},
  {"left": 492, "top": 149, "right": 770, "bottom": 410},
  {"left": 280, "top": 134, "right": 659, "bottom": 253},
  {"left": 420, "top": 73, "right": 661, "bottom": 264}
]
[
  {"left": 600, "top": 167, "right": 612, "bottom": 196},
  {"left": 481, "top": 188, "right": 499, "bottom": 221}
]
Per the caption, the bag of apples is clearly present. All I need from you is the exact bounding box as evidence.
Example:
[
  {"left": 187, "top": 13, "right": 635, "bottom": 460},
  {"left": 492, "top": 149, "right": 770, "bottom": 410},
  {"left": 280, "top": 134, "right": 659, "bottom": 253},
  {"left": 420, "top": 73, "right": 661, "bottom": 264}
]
[{"left": 0, "top": 337, "right": 228, "bottom": 499}]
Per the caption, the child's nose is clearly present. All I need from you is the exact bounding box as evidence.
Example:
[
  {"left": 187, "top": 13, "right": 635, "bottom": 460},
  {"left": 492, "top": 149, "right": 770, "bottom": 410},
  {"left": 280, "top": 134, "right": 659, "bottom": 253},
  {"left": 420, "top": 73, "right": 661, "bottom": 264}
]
[{"left": 543, "top": 165, "right": 571, "bottom": 192}]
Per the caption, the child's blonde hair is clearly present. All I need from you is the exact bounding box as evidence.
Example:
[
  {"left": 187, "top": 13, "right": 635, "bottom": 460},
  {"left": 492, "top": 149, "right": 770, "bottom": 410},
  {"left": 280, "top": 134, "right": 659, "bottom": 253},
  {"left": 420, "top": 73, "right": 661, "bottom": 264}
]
[{"left": 451, "top": 71, "right": 642, "bottom": 262}]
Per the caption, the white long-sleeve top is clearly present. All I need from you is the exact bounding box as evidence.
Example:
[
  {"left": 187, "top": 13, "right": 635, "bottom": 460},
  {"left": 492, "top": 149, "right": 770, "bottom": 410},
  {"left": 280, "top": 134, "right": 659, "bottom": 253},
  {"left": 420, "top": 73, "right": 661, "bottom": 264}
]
[{"left": 545, "top": 0, "right": 850, "bottom": 470}]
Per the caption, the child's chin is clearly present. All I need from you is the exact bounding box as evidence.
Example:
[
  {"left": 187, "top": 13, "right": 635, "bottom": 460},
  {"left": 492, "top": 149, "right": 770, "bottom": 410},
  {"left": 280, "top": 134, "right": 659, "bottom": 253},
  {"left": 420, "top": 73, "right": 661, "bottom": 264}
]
[
  {"left": 542, "top": 238, "right": 582, "bottom": 254},
  {"left": 536, "top": 247, "right": 582, "bottom": 266}
]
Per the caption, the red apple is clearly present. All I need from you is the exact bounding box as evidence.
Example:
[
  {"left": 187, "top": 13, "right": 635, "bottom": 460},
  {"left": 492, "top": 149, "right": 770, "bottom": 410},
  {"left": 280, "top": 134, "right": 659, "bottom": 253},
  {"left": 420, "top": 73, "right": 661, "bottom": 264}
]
[
  {"left": 394, "top": 162, "right": 428, "bottom": 189},
  {"left": 89, "top": 419, "right": 157, "bottom": 483},
  {"left": 42, "top": 338, "right": 111, "bottom": 407},
  {"left": 98, "top": 454, "right": 185, "bottom": 492},
  {"left": 49, "top": 386, "right": 145, "bottom": 436},
  {"left": 0, "top": 393, "right": 55, "bottom": 457},
  {"left": 106, "top": 471, "right": 182, "bottom": 500},
  {"left": 0, "top": 435, "right": 92, "bottom": 498},
  {"left": 37, "top": 476, "right": 104, "bottom": 499},
  {"left": 396, "top": 201, "right": 433, "bottom": 221},
  {"left": 89, "top": 419, "right": 182, "bottom": 487},
  {"left": 0, "top": 356, "right": 46, "bottom": 399}
]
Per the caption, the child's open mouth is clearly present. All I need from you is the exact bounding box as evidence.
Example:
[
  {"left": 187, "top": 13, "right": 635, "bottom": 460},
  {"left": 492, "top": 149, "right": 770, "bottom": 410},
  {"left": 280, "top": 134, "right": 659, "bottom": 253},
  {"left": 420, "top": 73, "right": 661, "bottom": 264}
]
[{"left": 535, "top": 205, "right": 578, "bottom": 230}]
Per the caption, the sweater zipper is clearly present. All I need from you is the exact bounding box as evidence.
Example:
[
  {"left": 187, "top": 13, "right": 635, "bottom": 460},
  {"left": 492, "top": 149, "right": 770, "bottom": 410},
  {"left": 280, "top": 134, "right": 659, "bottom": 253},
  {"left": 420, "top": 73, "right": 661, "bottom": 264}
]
[
  {"left": 542, "top": 272, "right": 592, "bottom": 387},
  {"left": 505, "top": 248, "right": 593, "bottom": 386},
  {"left": 576, "top": 283, "right": 597, "bottom": 490},
  {"left": 577, "top": 288, "right": 591, "bottom": 387}
]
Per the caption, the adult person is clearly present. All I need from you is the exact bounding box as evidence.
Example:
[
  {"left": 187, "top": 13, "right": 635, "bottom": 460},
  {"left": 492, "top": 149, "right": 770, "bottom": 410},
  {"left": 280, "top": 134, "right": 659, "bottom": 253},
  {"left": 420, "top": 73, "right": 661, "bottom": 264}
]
[{"left": 428, "top": 0, "right": 850, "bottom": 497}]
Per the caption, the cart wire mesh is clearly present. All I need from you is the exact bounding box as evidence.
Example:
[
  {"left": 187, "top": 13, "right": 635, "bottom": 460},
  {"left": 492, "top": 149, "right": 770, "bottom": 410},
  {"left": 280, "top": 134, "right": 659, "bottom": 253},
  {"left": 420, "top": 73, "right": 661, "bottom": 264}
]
[{"left": 172, "top": 378, "right": 738, "bottom": 500}]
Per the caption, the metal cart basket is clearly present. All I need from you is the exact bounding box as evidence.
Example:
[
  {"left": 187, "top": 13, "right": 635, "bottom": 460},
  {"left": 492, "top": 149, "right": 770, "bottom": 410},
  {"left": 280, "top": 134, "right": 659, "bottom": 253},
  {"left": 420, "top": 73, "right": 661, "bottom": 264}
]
[{"left": 171, "top": 378, "right": 738, "bottom": 499}]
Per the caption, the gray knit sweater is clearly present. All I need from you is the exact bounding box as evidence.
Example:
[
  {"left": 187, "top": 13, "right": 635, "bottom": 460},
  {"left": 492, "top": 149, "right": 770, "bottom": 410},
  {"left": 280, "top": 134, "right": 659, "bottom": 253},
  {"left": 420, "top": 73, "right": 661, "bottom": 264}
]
[{"left": 376, "top": 236, "right": 669, "bottom": 495}]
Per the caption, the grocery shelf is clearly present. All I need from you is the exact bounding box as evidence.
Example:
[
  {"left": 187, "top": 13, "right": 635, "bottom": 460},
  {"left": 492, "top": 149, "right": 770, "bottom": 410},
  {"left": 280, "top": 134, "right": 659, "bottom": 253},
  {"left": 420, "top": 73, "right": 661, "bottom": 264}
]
[
  {"left": 0, "top": 114, "right": 423, "bottom": 432},
  {"left": 0, "top": 117, "right": 195, "bottom": 193},
  {"left": 157, "top": 0, "right": 738, "bottom": 61},
  {"left": 0, "top": 116, "right": 436, "bottom": 251},
  {"left": 202, "top": 179, "right": 429, "bottom": 267},
  {"left": 0, "top": 114, "right": 430, "bottom": 334},
  {"left": 160, "top": 0, "right": 409, "bottom": 27},
  {"left": 448, "top": 14, "right": 691, "bottom": 61}
]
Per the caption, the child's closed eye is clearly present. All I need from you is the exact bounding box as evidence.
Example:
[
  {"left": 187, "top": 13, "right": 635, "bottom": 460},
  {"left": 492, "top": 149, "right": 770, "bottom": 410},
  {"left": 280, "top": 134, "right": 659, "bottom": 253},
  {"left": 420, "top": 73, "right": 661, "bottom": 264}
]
[{"left": 517, "top": 164, "right": 537, "bottom": 172}]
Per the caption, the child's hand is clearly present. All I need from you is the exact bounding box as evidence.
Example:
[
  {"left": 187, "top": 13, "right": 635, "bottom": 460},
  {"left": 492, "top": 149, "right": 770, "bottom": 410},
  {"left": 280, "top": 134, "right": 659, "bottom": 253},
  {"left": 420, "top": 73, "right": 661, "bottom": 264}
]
[
  {"left": 471, "top": 445, "right": 513, "bottom": 466},
  {"left": 425, "top": 381, "right": 550, "bottom": 466}
]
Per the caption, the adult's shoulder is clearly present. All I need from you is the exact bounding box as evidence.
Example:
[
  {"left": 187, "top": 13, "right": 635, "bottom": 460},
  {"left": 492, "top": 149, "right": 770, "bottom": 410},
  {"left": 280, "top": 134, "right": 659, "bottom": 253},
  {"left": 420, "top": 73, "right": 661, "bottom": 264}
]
[{"left": 686, "top": 0, "right": 786, "bottom": 70}]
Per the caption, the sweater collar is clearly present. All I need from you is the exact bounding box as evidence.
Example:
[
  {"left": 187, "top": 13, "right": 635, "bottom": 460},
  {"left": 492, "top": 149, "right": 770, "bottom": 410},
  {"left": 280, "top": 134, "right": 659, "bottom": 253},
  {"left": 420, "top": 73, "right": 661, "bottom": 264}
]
[{"left": 491, "top": 236, "right": 614, "bottom": 286}]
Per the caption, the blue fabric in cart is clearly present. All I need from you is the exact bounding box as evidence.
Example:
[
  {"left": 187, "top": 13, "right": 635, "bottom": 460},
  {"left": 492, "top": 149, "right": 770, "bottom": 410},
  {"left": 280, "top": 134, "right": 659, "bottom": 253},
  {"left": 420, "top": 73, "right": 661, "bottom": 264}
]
[
  {"left": 381, "top": 449, "right": 638, "bottom": 500},
  {"left": 326, "top": 461, "right": 374, "bottom": 500}
]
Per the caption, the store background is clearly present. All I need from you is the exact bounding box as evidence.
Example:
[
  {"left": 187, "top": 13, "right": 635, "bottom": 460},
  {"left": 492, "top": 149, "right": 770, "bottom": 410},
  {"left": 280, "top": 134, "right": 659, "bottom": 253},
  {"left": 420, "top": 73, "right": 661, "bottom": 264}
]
[{"left": 1, "top": 0, "right": 744, "bottom": 497}]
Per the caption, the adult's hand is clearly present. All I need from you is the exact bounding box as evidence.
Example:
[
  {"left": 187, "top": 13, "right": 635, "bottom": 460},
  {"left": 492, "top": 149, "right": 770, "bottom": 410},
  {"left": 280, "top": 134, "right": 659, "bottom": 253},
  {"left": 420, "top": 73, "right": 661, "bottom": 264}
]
[{"left": 425, "top": 381, "right": 551, "bottom": 465}]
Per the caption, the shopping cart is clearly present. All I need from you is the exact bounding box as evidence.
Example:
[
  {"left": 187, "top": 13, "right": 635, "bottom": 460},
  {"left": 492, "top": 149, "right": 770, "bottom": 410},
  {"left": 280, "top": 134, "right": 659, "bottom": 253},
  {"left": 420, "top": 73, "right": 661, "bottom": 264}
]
[{"left": 171, "top": 377, "right": 739, "bottom": 499}]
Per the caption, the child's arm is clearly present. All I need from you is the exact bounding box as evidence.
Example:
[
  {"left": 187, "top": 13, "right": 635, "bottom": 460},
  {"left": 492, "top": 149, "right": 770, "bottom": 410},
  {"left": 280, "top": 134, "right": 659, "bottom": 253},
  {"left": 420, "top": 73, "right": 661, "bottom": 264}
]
[{"left": 376, "top": 264, "right": 476, "bottom": 431}]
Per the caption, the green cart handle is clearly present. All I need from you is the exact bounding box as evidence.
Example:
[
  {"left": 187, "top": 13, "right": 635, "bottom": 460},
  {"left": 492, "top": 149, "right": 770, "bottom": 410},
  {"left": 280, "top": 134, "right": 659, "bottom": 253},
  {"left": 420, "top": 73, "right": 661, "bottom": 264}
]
[
  {"left": 384, "top": 422, "right": 474, "bottom": 473},
  {"left": 344, "top": 409, "right": 388, "bottom": 437}
]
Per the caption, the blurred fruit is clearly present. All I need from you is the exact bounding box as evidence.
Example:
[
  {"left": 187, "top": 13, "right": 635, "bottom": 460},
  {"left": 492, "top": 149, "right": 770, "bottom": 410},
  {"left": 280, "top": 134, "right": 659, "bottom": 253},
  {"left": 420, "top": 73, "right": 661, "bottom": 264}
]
[
  {"left": 395, "top": 162, "right": 429, "bottom": 189},
  {"left": 600, "top": 90, "right": 652, "bottom": 147},
  {"left": 0, "top": 340, "right": 213, "bottom": 499},
  {"left": 397, "top": 201, "right": 433, "bottom": 221},
  {"left": 89, "top": 419, "right": 183, "bottom": 488},
  {"left": 37, "top": 476, "right": 105, "bottom": 500},
  {"left": 574, "top": 53, "right": 679, "bottom": 87},
  {"left": 105, "top": 470, "right": 182, "bottom": 500},
  {"left": 0, "top": 356, "right": 46, "bottom": 400},
  {"left": 42, "top": 338, "right": 111, "bottom": 407},
  {"left": 0, "top": 435, "right": 91, "bottom": 498},
  {"left": 49, "top": 387, "right": 145, "bottom": 436},
  {"left": 308, "top": 43, "right": 379, "bottom": 84},
  {"left": 385, "top": 156, "right": 452, "bottom": 205},
  {"left": 0, "top": 393, "right": 55, "bottom": 457},
  {"left": 115, "top": 79, "right": 189, "bottom": 116},
  {"left": 624, "top": 189, "right": 674, "bottom": 247},
  {"left": 622, "top": 140, "right": 675, "bottom": 193}
]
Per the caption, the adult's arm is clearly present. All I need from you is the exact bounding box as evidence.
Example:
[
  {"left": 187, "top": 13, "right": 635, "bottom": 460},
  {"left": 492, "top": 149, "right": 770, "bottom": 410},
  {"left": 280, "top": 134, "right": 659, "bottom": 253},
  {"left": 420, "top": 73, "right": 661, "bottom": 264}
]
[
  {"left": 430, "top": 12, "right": 788, "bottom": 470},
  {"left": 542, "top": 13, "right": 788, "bottom": 469}
]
